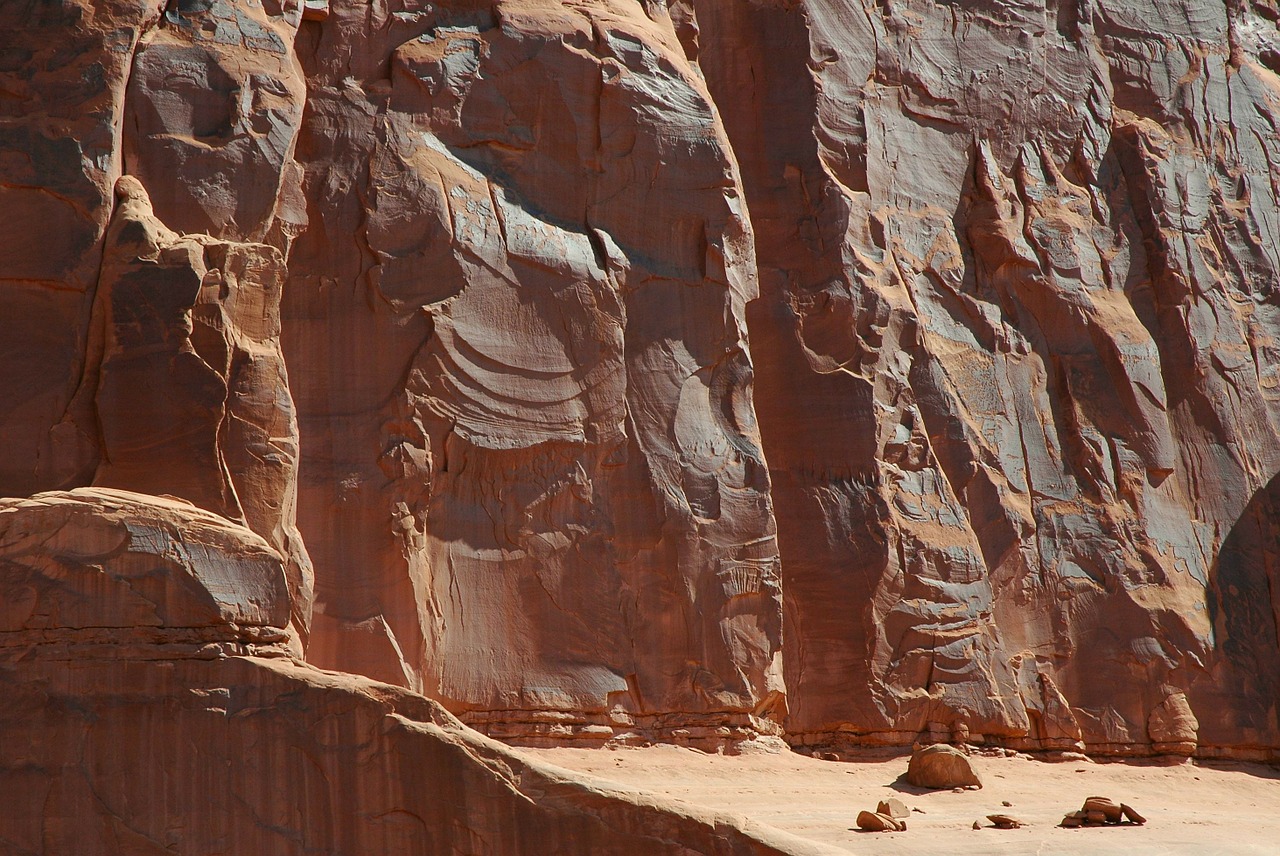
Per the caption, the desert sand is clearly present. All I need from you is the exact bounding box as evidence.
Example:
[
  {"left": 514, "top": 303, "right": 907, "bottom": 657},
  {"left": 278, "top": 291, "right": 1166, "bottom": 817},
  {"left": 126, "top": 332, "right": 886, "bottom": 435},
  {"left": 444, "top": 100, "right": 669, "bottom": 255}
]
[{"left": 526, "top": 745, "right": 1280, "bottom": 855}]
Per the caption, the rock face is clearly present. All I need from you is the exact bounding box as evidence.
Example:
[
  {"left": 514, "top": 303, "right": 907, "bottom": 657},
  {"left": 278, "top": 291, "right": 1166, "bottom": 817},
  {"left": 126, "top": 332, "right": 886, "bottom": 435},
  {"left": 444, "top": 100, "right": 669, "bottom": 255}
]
[
  {"left": 0, "top": 489, "right": 832, "bottom": 856},
  {"left": 90, "top": 176, "right": 315, "bottom": 644},
  {"left": 0, "top": 488, "right": 293, "bottom": 651},
  {"left": 683, "top": 0, "right": 1280, "bottom": 760},
  {"left": 285, "top": 0, "right": 784, "bottom": 743},
  {"left": 2, "top": 0, "right": 1280, "bottom": 810}
]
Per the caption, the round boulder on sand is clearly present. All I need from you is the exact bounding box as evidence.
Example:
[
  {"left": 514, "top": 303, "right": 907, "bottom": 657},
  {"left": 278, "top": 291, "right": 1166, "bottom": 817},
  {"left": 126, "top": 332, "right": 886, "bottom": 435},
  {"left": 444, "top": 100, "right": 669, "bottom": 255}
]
[{"left": 906, "top": 744, "right": 983, "bottom": 789}]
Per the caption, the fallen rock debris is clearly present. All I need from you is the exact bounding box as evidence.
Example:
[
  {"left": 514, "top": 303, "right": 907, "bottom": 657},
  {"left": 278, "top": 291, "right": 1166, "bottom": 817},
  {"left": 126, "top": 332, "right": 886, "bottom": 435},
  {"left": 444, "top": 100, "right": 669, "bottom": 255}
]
[
  {"left": 877, "top": 798, "right": 911, "bottom": 819},
  {"left": 853, "top": 796, "right": 913, "bottom": 832},
  {"left": 1061, "top": 796, "right": 1147, "bottom": 828},
  {"left": 856, "top": 810, "right": 906, "bottom": 832},
  {"left": 986, "top": 814, "right": 1023, "bottom": 829}
]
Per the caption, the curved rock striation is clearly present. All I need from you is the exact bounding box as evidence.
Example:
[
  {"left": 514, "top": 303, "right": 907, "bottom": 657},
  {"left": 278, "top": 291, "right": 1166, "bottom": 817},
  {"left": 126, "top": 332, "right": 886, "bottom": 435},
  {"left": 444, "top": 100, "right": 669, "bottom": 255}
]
[{"left": 284, "top": 0, "right": 783, "bottom": 745}]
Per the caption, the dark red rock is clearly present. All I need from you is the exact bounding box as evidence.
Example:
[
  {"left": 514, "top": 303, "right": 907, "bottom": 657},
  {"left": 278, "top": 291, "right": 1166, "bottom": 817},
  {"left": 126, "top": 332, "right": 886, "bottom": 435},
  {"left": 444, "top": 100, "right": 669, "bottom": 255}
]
[{"left": 2, "top": 1, "right": 1280, "bottom": 848}]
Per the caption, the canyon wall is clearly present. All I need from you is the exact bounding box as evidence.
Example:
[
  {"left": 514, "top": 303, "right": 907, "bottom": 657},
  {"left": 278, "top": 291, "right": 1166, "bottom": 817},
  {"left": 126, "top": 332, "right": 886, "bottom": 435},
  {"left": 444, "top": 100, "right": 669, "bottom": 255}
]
[
  {"left": 0, "top": 489, "right": 830, "bottom": 856},
  {"left": 3, "top": 0, "right": 1280, "bottom": 781},
  {"left": 684, "top": 0, "right": 1280, "bottom": 759}
]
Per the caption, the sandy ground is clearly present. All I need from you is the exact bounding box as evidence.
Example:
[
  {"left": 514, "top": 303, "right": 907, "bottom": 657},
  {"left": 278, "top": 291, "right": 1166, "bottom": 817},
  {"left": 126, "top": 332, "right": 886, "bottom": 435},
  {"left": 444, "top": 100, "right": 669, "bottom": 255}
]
[{"left": 522, "top": 744, "right": 1280, "bottom": 854}]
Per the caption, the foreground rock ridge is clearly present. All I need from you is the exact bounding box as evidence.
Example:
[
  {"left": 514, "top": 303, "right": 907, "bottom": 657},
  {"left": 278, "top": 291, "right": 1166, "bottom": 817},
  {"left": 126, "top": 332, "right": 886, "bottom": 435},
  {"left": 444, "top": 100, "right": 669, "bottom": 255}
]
[
  {"left": 2, "top": 0, "right": 1279, "bottom": 826},
  {"left": 0, "top": 489, "right": 834, "bottom": 855}
]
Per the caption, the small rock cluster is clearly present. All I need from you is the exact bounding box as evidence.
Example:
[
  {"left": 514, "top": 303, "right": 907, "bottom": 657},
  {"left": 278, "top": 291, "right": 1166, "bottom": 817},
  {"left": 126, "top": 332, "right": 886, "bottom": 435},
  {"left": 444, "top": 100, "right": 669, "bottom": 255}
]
[
  {"left": 856, "top": 798, "right": 910, "bottom": 832},
  {"left": 856, "top": 751, "right": 1152, "bottom": 835},
  {"left": 1060, "top": 796, "right": 1146, "bottom": 828}
]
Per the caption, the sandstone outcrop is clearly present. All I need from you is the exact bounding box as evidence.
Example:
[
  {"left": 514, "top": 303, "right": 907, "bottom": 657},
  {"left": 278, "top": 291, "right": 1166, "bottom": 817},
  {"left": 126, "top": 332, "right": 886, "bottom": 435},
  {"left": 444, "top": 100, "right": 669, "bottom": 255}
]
[
  {"left": 280, "top": 0, "right": 785, "bottom": 747},
  {"left": 2, "top": 0, "right": 1280, "bottom": 823},
  {"left": 88, "top": 176, "right": 315, "bottom": 645},
  {"left": 0, "top": 488, "right": 837, "bottom": 856},
  {"left": 0, "top": 488, "right": 293, "bottom": 654},
  {"left": 683, "top": 0, "right": 1280, "bottom": 760}
]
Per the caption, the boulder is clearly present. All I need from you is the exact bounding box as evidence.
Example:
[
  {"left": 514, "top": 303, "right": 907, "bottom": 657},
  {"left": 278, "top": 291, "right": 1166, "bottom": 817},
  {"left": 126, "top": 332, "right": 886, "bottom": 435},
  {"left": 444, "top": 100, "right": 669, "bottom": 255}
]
[
  {"left": 1083, "top": 797, "right": 1124, "bottom": 823},
  {"left": 906, "top": 743, "right": 983, "bottom": 789},
  {"left": 0, "top": 488, "right": 290, "bottom": 637}
]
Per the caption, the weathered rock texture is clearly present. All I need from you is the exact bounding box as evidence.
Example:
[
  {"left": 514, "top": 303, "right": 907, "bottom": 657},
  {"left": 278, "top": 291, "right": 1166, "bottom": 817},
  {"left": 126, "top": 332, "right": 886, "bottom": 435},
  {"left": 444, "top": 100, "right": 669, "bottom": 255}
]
[
  {"left": 3, "top": 0, "right": 1280, "bottom": 804},
  {"left": 0, "top": 488, "right": 293, "bottom": 654},
  {"left": 905, "top": 743, "right": 983, "bottom": 790},
  {"left": 89, "top": 175, "right": 315, "bottom": 644},
  {"left": 0, "top": 489, "right": 837, "bottom": 856},
  {"left": 684, "top": 0, "right": 1280, "bottom": 761},
  {"left": 284, "top": 0, "right": 784, "bottom": 744}
]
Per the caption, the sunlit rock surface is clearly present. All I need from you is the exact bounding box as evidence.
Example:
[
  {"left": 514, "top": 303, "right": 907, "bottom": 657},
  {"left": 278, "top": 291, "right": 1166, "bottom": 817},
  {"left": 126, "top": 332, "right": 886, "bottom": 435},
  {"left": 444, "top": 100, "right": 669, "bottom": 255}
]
[
  {"left": 284, "top": 0, "right": 784, "bottom": 744},
  {"left": 0, "top": 489, "right": 829, "bottom": 856},
  {"left": 682, "top": 0, "right": 1280, "bottom": 760},
  {"left": 2, "top": 12, "right": 1280, "bottom": 849}
]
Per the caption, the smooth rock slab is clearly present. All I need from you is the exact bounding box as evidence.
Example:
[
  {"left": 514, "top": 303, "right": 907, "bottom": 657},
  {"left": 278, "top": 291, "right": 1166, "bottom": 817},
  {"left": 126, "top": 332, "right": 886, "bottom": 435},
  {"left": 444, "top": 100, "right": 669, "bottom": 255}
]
[{"left": 0, "top": 487, "right": 289, "bottom": 633}]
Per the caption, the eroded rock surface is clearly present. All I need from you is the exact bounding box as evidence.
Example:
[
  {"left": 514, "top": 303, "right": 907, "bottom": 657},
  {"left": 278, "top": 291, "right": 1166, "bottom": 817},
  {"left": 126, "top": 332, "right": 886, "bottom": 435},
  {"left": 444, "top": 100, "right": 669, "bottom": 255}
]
[
  {"left": 0, "top": 487, "right": 292, "bottom": 654},
  {"left": 284, "top": 0, "right": 784, "bottom": 744},
  {"left": 905, "top": 743, "right": 983, "bottom": 790},
  {"left": 0, "top": 489, "right": 833, "bottom": 856},
  {"left": 0, "top": 0, "right": 165, "bottom": 497},
  {"left": 2, "top": 0, "right": 1280, "bottom": 799},
  {"left": 683, "top": 0, "right": 1280, "bottom": 759}
]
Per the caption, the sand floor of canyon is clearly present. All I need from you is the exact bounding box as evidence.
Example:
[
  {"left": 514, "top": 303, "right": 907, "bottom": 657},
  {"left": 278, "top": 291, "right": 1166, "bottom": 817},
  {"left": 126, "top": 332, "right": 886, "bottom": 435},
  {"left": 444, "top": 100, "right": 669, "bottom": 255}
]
[{"left": 523, "top": 744, "right": 1280, "bottom": 855}]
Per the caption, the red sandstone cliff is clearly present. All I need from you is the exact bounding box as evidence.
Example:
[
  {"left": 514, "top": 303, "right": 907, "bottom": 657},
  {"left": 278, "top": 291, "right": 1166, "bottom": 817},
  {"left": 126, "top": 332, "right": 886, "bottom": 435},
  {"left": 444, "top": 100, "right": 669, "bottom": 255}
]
[{"left": 3, "top": 1, "right": 1280, "bottom": 846}]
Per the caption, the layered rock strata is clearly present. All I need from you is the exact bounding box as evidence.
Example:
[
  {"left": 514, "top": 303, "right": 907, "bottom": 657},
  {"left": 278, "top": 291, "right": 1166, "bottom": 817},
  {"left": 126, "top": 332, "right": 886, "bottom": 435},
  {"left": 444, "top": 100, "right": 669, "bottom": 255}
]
[{"left": 0, "top": 488, "right": 294, "bottom": 660}]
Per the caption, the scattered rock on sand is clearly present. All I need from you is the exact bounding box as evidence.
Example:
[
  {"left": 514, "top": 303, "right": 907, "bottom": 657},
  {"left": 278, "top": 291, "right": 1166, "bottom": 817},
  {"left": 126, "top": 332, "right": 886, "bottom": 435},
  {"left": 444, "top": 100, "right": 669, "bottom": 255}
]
[
  {"left": 856, "top": 810, "right": 905, "bottom": 832},
  {"left": 1061, "top": 797, "right": 1146, "bottom": 827},
  {"left": 1083, "top": 796, "right": 1124, "bottom": 822},
  {"left": 877, "top": 798, "right": 910, "bottom": 819},
  {"left": 907, "top": 743, "right": 984, "bottom": 789},
  {"left": 987, "top": 814, "right": 1022, "bottom": 829}
]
